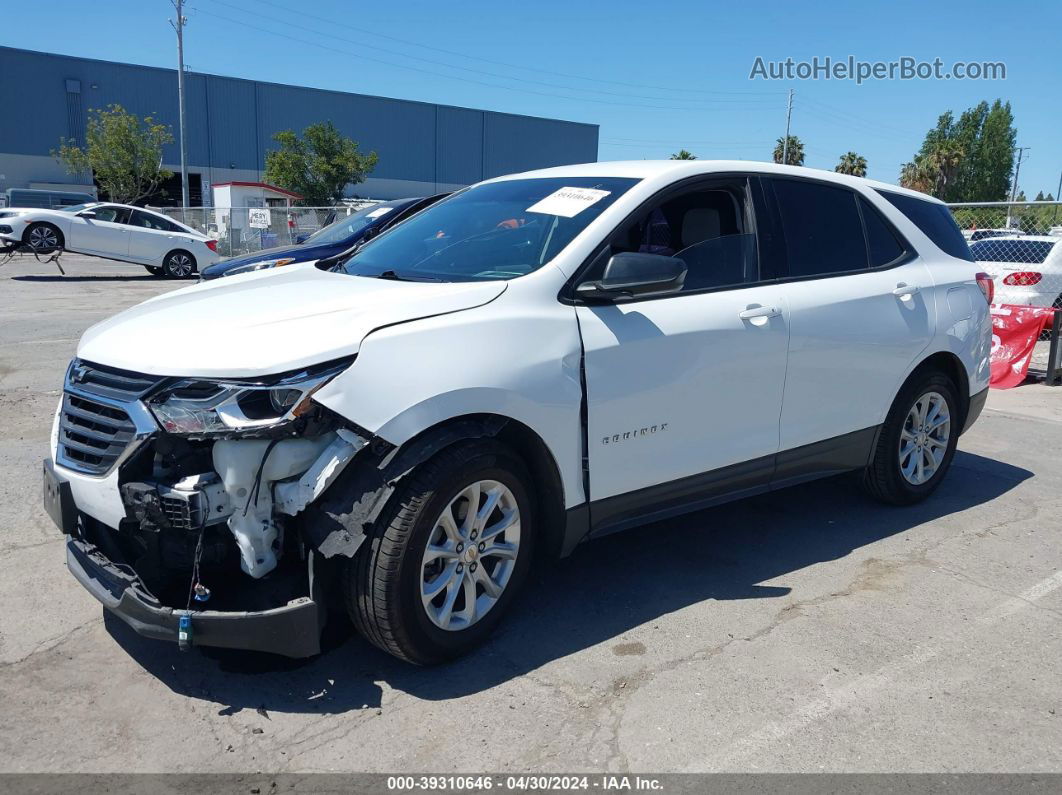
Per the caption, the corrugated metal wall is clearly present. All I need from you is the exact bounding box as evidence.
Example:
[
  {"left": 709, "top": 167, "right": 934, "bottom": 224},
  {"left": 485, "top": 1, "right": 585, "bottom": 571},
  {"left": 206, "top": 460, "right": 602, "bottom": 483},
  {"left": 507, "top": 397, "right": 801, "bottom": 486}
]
[{"left": 0, "top": 46, "right": 598, "bottom": 190}]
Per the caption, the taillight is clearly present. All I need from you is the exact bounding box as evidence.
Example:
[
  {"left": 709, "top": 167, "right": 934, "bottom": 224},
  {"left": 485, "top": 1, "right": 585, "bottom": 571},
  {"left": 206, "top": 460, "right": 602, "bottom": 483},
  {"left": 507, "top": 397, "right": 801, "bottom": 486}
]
[
  {"left": 206, "top": 239, "right": 218, "bottom": 252},
  {"left": 975, "top": 272, "right": 994, "bottom": 304},
  {"left": 1002, "top": 271, "right": 1042, "bottom": 286}
]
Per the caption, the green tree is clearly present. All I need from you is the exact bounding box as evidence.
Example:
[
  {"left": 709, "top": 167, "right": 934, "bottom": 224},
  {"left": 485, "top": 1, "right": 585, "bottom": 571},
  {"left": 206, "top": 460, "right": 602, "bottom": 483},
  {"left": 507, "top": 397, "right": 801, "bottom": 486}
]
[
  {"left": 669, "top": 149, "right": 697, "bottom": 160},
  {"left": 834, "top": 151, "right": 868, "bottom": 177},
  {"left": 906, "top": 100, "right": 1016, "bottom": 201},
  {"left": 772, "top": 136, "right": 804, "bottom": 166},
  {"left": 264, "top": 121, "right": 378, "bottom": 206},
  {"left": 52, "top": 104, "right": 173, "bottom": 204}
]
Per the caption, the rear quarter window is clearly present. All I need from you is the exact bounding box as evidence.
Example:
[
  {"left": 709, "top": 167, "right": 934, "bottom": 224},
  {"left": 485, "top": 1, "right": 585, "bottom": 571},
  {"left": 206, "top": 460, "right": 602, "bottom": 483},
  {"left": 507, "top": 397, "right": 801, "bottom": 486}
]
[{"left": 877, "top": 190, "right": 973, "bottom": 261}]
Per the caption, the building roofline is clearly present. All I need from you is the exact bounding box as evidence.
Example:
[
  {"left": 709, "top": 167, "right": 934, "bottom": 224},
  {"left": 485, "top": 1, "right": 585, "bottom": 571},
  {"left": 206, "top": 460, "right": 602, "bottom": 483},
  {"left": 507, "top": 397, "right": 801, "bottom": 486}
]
[
  {"left": 0, "top": 45, "right": 600, "bottom": 131},
  {"left": 211, "top": 181, "right": 303, "bottom": 199}
]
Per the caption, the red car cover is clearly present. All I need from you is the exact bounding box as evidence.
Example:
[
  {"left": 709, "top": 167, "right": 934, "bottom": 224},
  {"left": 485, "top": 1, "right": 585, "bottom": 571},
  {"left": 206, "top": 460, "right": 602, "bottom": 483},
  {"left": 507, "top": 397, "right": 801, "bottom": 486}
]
[{"left": 989, "top": 304, "right": 1055, "bottom": 389}]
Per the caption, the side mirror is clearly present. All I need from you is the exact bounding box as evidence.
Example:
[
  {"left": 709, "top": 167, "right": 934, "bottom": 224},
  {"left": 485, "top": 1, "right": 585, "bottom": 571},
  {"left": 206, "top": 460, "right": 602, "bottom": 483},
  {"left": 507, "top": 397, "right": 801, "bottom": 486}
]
[
  {"left": 576, "top": 252, "right": 687, "bottom": 301},
  {"left": 78, "top": 210, "right": 96, "bottom": 219}
]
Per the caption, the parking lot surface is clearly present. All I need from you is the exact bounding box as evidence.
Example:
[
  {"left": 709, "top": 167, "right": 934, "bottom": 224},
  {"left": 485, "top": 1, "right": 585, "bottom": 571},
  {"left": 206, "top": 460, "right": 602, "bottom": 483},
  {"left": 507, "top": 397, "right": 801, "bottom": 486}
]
[{"left": 1, "top": 253, "right": 1060, "bottom": 773}]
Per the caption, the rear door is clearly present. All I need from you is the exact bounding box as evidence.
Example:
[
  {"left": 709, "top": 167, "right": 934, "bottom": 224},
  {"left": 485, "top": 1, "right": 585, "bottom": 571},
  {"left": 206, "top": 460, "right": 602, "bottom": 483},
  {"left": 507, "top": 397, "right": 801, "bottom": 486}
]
[
  {"left": 766, "top": 177, "right": 935, "bottom": 460},
  {"left": 68, "top": 205, "right": 131, "bottom": 257},
  {"left": 128, "top": 209, "right": 185, "bottom": 264},
  {"left": 576, "top": 176, "right": 790, "bottom": 524}
]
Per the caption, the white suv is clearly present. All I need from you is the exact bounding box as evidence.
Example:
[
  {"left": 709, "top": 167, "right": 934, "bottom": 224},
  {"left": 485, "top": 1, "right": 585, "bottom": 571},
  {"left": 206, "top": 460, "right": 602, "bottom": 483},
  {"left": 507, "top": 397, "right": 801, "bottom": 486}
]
[{"left": 42, "top": 161, "right": 992, "bottom": 664}]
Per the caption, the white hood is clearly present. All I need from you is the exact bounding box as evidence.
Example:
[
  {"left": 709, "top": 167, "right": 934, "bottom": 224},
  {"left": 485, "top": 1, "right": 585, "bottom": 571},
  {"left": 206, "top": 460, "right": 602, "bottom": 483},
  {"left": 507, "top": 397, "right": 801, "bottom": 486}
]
[{"left": 77, "top": 265, "right": 506, "bottom": 377}]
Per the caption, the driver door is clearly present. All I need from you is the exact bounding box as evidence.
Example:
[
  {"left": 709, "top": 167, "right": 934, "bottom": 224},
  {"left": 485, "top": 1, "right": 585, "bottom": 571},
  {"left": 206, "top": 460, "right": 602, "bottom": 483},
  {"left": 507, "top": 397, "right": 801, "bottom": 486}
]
[
  {"left": 574, "top": 176, "right": 790, "bottom": 529},
  {"left": 70, "top": 205, "right": 131, "bottom": 257}
]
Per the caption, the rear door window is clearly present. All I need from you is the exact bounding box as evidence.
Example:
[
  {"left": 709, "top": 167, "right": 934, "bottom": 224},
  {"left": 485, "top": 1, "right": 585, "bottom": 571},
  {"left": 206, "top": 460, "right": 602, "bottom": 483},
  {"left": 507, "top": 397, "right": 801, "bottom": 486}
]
[
  {"left": 770, "top": 178, "right": 867, "bottom": 277},
  {"left": 877, "top": 190, "right": 973, "bottom": 261}
]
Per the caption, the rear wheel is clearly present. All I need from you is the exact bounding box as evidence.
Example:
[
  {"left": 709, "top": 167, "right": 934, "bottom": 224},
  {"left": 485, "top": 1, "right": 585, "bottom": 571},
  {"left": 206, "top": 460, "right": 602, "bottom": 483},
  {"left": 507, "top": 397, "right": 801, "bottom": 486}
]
[
  {"left": 23, "top": 223, "right": 63, "bottom": 253},
  {"left": 162, "top": 250, "right": 195, "bottom": 278},
  {"left": 344, "top": 439, "right": 535, "bottom": 664},
  {"left": 862, "top": 370, "right": 960, "bottom": 505}
]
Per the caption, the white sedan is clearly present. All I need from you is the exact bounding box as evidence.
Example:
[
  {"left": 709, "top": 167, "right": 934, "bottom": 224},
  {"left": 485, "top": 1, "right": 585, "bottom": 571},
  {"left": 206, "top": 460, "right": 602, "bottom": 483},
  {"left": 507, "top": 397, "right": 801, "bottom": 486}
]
[
  {"left": 0, "top": 202, "right": 219, "bottom": 278},
  {"left": 970, "top": 235, "right": 1062, "bottom": 309}
]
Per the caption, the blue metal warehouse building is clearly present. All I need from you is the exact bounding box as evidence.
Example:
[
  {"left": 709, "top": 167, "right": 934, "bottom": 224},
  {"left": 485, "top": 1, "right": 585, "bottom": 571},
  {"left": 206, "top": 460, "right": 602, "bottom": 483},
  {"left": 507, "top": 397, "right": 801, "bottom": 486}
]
[{"left": 0, "top": 47, "right": 599, "bottom": 204}]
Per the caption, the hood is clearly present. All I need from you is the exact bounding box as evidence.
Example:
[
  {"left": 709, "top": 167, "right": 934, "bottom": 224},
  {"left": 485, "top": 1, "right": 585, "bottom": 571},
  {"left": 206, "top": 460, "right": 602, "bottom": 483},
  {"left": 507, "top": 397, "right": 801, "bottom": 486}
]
[{"left": 77, "top": 265, "right": 507, "bottom": 377}]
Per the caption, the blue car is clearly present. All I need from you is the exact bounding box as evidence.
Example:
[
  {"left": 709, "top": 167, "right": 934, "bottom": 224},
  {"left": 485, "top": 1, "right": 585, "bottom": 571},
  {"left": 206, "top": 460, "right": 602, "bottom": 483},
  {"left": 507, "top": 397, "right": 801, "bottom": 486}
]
[{"left": 199, "top": 194, "right": 447, "bottom": 280}]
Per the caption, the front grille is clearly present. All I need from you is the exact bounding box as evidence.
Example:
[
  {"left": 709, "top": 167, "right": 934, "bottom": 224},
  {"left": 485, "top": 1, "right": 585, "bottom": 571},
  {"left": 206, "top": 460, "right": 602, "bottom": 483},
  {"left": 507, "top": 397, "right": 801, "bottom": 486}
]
[
  {"left": 57, "top": 360, "right": 164, "bottom": 476},
  {"left": 58, "top": 395, "right": 137, "bottom": 475},
  {"left": 68, "top": 360, "right": 161, "bottom": 401}
]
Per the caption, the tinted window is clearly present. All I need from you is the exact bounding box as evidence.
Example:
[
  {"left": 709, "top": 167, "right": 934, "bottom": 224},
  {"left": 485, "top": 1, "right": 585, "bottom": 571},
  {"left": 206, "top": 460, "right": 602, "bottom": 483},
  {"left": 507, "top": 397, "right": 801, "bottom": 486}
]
[
  {"left": 130, "top": 209, "right": 180, "bottom": 232},
  {"left": 773, "top": 179, "right": 867, "bottom": 277},
  {"left": 305, "top": 201, "right": 405, "bottom": 244},
  {"left": 343, "top": 177, "right": 638, "bottom": 282},
  {"left": 605, "top": 183, "right": 755, "bottom": 292},
  {"left": 877, "top": 190, "right": 973, "bottom": 261},
  {"left": 859, "top": 198, "right": 906, "bottom": 266},
  {"left": 969, "top": 239, "right": 1056, "bottom": 264}
]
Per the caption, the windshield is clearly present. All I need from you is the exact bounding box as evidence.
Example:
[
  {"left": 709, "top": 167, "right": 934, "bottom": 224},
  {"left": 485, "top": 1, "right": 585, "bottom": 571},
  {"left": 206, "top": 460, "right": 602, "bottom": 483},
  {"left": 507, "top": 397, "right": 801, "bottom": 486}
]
[
  {"left": 60, "top": 203, "right": 97, "bottom": 213},
  {"left": 304, "top": 202, "right": 403, "bottom": 244},
  {"left": 340, "top": 177, "right": 639, "bottom": 282}
]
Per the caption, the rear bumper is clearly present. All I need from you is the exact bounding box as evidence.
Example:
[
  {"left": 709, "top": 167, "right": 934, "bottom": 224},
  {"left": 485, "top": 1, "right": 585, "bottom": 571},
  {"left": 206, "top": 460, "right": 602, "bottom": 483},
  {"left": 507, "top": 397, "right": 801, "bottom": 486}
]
[{"left": 46, "top": 458, "right": 323, "bottom": 658}]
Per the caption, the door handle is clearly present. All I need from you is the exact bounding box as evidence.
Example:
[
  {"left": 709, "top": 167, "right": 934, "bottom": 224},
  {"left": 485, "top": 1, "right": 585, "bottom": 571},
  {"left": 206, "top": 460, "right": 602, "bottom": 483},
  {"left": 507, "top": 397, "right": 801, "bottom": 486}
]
[
  {"left": 892, "top": 283, "right": 920, "bottom": 298},
  {"left": 739, "top": 306, "right": 782, "bottom": 320}
]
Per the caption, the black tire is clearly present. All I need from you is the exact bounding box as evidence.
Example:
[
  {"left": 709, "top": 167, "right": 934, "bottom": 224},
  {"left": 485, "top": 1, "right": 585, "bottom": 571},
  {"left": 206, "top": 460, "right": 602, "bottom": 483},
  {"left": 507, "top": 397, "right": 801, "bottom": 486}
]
[
  {"left": 162, "top": 250, "right": 196, "bottom": 278},
  {"left": 344, "top": 439, "right": 535, "bottom": 665},
  {"left": 862, "top": 369, "right": 961, "bottom": 505},
  {"left": 143, "top": 265, "right": 163, "bottom": 277},
  {"left": 23, "top": 222, "right": 63, "bottom": 253}
]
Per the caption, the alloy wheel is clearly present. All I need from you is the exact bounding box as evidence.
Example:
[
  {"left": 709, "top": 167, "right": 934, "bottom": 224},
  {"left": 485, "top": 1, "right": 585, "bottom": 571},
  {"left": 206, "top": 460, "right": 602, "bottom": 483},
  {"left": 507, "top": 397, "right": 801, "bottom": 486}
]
[
  {"left": 898, "top": 390, "right": 951, "bottom": 485},
  {"left": 29, "top": 226, "right": 59, "bottom": 251},
  {"left": 420, "top": 479, "right": 521, "bottom": 631}
]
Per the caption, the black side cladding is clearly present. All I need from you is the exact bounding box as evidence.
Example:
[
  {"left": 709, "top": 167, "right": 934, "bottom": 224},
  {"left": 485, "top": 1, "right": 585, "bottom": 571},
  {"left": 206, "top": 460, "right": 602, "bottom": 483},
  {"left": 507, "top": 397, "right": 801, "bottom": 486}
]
[{"left": 299, "top": 417, "right": 510, "bottom": 557}]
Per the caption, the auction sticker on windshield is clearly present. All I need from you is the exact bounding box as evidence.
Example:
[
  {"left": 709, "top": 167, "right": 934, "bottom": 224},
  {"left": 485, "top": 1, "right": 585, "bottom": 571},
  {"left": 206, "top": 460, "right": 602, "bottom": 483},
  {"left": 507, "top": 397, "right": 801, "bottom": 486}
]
[
  {"left": 367, "top": 206, "right": 394, "bottom": 218},
  {"left": 526, "top": 187, "right": 611, "bottom": 218}
]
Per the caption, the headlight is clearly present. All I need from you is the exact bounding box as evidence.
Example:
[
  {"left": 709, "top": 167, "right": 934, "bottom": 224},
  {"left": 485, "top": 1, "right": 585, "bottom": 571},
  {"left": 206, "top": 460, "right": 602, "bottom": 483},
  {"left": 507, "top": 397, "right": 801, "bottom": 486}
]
[
  {"left": 0, "top": 211, "right": 27, "bottom": 219},
  {"left": 148, "top": 359, "right": 350, "bottom": 435},
  {"left": 224, "top": 257, "right": 297, "bottom": 277}
]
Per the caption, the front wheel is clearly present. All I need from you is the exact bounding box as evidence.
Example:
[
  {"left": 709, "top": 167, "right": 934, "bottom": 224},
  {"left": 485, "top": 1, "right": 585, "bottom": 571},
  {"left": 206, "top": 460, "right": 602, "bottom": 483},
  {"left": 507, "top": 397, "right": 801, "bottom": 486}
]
[
  {"left": 862, "top": 370, "right": 960, "bottom": 505},
  {"left": 344, "top": 439, "right": 535, "bottom": 664},
  {"left": 162, "top": 250, "right": 196, "bottom": 278},
  {"left": 23, "top": 223, "right": 63, "bottom": 253}
]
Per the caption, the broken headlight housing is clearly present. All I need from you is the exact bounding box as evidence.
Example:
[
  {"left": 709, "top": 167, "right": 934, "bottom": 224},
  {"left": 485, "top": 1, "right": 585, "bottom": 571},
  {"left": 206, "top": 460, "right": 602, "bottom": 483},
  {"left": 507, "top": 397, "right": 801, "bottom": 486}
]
[{"left": 148, "top": 359, "right": 351, "bottom": 436}]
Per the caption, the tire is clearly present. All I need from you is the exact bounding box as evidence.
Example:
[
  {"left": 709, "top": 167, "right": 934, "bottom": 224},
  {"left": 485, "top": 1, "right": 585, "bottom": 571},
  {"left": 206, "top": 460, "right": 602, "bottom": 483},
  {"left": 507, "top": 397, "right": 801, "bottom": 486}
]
[
  {"left": 162, "top": 250, "right": 196, "bottom": 278},
  {"left": 143, "top": 265, "right": 163, "bottom": 277},
  {"left": 344, "top": 439, "right": 535, "bottom": 664},
  {"left": 23, "top": 222, "right": 63, "bottom": 253},
  {"left": 862, "top": 369, "right": 961, "bottom": 505}
]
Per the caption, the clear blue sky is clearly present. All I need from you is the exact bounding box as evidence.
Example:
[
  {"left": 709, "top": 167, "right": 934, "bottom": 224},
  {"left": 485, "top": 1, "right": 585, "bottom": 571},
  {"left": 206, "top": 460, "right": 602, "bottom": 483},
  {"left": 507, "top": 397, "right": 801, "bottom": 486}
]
[{"left": 4, "top": 0, "right": 1060, "bottom": 197}]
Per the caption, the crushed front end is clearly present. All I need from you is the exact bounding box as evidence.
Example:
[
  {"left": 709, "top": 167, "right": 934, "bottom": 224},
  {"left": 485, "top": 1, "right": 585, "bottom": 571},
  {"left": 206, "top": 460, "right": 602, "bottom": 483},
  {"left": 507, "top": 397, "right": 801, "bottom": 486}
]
[{"left": 43, "top": 357, "right": 372, "bottom": 658}]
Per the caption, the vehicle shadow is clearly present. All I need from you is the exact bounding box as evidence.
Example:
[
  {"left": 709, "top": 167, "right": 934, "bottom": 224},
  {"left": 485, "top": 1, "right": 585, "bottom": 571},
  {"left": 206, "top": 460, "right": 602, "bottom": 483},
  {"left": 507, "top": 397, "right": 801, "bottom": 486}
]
[{"left": 106, "top": 450, "right": 1031, "bottom": 716}]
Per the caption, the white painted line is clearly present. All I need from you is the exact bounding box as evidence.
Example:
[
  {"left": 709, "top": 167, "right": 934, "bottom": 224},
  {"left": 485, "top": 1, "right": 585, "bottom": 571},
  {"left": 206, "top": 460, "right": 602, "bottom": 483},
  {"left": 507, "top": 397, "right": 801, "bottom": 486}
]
[{"left": 979, "top": 569, "right": 1062, "bottom": 623}]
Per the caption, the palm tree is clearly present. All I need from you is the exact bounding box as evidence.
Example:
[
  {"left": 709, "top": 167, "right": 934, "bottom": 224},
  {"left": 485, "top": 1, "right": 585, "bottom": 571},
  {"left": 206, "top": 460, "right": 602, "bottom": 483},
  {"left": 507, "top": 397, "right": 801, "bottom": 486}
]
[
  {"left": 772, "top": 136, "right": 804, "bottom": 166},
  {"left": 670, "top": 149, "right": 697, "bottom": 160},
  {"left": 925, "top": 141, "right": 964, "bottom": 199},
  {"left": 834, "top": 152, "right": 868, "bottom": 177},
  {"left": 899, "top": 159, "right": 936, "bottom": 194}
]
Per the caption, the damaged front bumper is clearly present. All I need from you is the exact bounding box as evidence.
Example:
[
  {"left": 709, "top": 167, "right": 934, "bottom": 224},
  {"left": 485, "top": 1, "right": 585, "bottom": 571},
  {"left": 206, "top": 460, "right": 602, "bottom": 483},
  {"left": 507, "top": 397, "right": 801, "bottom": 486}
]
[
  {"left": 66, "top": 534, "right": 325, "bottom": 658},
  {"left": 46, "top": 458, "right": 327, "bottom": 658}
]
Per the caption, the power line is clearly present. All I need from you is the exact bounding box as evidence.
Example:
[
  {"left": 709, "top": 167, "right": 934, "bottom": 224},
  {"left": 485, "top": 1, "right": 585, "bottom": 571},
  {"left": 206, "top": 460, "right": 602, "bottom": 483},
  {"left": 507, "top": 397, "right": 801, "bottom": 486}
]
[
  {"left": 252, "top": 0, "right": 786, "bottom": 99},
  {"left": 210, "top": 0, "right": 779, "bottom": 108},
  {"left": 193, "top": 6, "right": 772, "bottom": 112}
]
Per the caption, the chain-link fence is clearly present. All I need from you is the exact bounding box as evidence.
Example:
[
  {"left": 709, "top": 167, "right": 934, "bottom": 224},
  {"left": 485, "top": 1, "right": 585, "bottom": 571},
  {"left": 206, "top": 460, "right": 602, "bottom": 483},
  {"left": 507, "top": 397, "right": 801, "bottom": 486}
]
[
  {"left": 148, "top": 202, "right": 381, "bottom": 258},
  {"left": 949, "top": 201, "right": 1062, "bottom": 373}
]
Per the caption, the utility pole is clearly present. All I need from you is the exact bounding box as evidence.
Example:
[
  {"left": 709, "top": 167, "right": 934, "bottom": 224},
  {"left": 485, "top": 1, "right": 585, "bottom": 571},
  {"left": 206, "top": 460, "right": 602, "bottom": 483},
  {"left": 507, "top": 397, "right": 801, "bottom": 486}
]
[
  {"left": 781, "top": 89, "right": 794, "bottom": 165},
  {"left": 170, "top": 0, "right": 189, "bottom": 210},
  {"left": 1006, "top": 146, "right": 1030, "bottom": 228}
]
